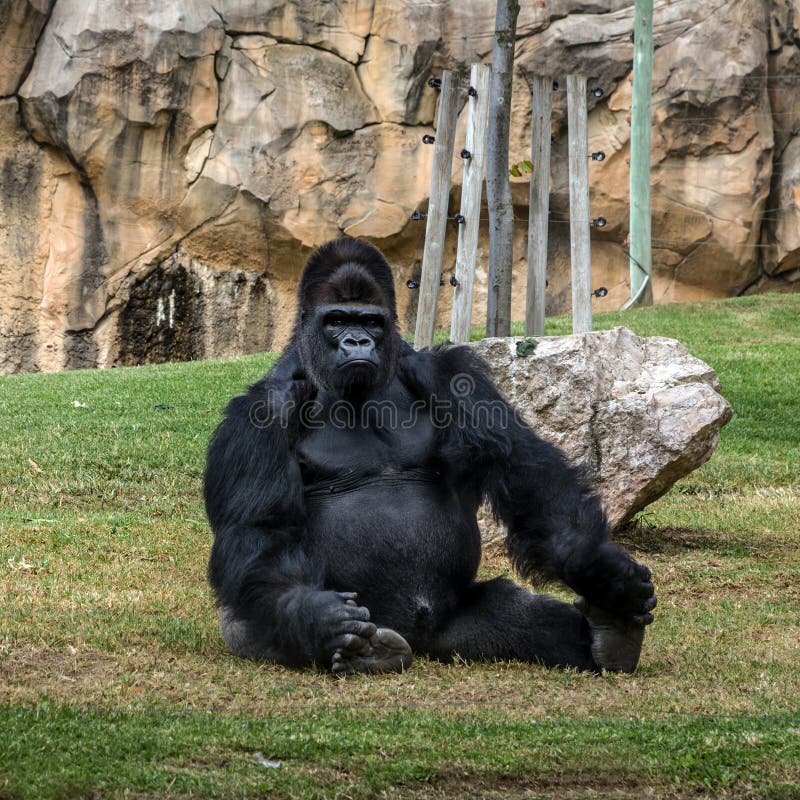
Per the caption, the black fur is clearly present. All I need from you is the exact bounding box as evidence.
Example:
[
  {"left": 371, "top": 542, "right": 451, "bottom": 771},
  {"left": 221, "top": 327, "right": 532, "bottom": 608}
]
[
  {"left": 204, "top": 238, "right": 656, "bottom": 672},
  {"left": 298, "top": 238, "right": 396, "bottom": 317}
]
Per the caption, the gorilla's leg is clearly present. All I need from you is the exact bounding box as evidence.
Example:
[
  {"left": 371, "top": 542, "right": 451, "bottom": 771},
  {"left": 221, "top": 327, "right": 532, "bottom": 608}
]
[
  {"left": 425, "top": 578, "right": 645, "bottom": 673},
  {"left": 219, "top": 607, "right": 277, "bottom": 660}
]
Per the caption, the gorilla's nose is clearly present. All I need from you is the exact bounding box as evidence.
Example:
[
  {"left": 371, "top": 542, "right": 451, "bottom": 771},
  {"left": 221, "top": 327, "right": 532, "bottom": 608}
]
[
  {"left": 342, "top": 333, "right": 372, "bottom": 348},
  {"left": 339, "top": 333, "right": 376, "bottom": 364}
]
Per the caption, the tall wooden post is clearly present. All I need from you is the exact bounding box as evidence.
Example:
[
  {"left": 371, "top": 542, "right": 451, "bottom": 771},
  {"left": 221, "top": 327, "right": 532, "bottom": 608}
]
[
  {"left": 525, "top": 75, "right": 552, "bottom": 336},
  {"left": 485, "top": 0, "right": 520, "bottom": 338},
  {"left": 414, "top": 70, "right": 460, "bottom": 349},
  {"left": 450, "top": 64, "right": 491, "bottom": 344},
  {"left": 567, "top": 74, "right": 592, "bottom": 334},
  {"left": 629, "top": 0, "right": 654, "bottom": 306}
]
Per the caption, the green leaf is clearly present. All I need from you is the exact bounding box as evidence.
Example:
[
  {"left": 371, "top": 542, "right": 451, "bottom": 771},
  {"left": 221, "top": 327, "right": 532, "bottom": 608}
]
[{"left": 516, "top": 337, "right": 538, "bottom": 357}]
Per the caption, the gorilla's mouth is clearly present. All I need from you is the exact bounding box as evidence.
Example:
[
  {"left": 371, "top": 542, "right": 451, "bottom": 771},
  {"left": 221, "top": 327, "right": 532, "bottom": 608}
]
[{"left": 338, "top": 359, "right": 377, "bottom": 370}]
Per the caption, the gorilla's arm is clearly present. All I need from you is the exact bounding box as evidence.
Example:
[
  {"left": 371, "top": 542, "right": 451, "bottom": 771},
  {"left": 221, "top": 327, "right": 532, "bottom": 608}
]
[
  {"left": 487, "top": 418, "right": 655, "bottom": 624},
  {"left": 399, "top": 344, "right": 655, "bottom": 624},
  {"left": 204, "top": 366, "right": 375, "bottom": 667}
]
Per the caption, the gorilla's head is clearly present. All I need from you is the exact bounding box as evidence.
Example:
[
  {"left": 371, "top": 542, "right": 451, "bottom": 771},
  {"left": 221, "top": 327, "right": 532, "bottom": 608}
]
[{"left": 296, "top": 239, "right": 401, "bottom": 398}]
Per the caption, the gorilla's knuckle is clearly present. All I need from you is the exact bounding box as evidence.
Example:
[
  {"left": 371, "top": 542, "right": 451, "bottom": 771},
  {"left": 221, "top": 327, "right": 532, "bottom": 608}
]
[{"left": 350, "top": 605, "right": 370, "bottom": 621}]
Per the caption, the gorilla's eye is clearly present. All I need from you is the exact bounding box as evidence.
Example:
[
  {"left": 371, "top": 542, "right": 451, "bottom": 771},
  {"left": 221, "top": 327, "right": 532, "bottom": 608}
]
[
  {"left": 362, "top": 315, "right": 385, "bottom": 330},
  {"left": 324, "top": 312, "right": 347, "bottom": 328}
]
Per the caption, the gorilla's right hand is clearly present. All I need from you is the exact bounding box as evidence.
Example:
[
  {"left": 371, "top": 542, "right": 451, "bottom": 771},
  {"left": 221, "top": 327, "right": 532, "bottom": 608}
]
[
  {"left": 569, "top": 543, "right": 657, "bottom": 626},
  {"left": 300, "top": 590, "right": 376, "bottom": 664}
]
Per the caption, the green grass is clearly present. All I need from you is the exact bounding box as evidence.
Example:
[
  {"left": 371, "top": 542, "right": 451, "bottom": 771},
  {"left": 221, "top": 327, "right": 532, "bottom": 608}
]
[
  {"left": 1, "top": 294, "right": 799, "bottom": 799},
  {"left": 2, "top": 707, "right": 797, "bottom": 799}
]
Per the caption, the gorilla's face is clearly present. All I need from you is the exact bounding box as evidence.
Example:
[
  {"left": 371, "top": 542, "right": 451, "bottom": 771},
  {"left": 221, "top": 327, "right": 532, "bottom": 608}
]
[
  {"left": 313, "top": 303, "right": 392, "bottom": 395},
  {"left": 296, "top": 251, "right": 400, "bottom": 399},
  {"left": 300, "top": 299, "right": 399, "bottom": 398}
]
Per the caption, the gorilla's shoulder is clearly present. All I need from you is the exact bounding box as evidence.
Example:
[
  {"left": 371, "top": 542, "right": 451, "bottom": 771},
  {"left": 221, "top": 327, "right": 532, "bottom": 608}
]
[
  {"left": 397, "top": 341, "right": 496, "bottom": 398},
  {"left": 219, "top": 348, "right": 308, "bottom": 432},
  {"left": 397, "top": 341, "right": 512, "bottom": 464}
]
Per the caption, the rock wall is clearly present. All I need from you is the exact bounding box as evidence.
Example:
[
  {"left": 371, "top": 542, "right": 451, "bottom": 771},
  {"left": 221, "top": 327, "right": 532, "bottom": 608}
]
[{"left": 1, "top": 0, "right": 798, "bottom": 373}]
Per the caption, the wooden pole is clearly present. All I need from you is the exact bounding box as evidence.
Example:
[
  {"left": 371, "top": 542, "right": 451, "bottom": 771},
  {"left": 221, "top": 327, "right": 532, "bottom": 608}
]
[
  {"left": 485, "top": 0, "right": 520, "bottom": 338},
  {"left": 525, "top": 75, "right": 552, "bottom": 336},
  {"left": 450, "top": 64, "right": 491, "bottom": 344},
  {"left": 414, "top": 70, "right": 460, "bottom": 349},
  {"left": 567, "top": 74, "right": 592, "bottom": 334},
  {"left": 629, "top": 0, "right": 654, "bottom": 306}
]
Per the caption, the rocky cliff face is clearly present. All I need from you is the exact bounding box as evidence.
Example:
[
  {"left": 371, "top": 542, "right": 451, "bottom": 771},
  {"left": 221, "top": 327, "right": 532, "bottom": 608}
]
[{"left": 1, "top": 0, "right": 798, "bottom": 372}]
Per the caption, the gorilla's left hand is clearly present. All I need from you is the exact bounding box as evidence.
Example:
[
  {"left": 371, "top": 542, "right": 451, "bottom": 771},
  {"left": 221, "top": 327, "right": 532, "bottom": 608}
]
[{"left": 573, "top": 543, "right": 657, "bottom": 626}]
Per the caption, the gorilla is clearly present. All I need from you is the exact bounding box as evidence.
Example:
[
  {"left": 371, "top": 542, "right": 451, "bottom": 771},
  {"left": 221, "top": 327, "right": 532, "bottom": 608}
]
[{"left": 204, "top": 238, "right": 656, "bottom": 675}]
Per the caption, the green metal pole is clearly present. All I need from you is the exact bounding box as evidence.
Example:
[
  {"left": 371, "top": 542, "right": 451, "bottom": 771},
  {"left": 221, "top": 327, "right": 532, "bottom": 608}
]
[{"left": 628, "top": 0, "right": 654, "bottom": 307}]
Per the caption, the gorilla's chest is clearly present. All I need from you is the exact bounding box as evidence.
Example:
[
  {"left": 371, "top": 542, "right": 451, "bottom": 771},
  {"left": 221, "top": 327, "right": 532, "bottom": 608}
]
[
  {"left": 294, "top": 383, "right": 480, "bottom": 629},
  {"left": 296, "top": 388, "right": 438, "bottom": 480}
]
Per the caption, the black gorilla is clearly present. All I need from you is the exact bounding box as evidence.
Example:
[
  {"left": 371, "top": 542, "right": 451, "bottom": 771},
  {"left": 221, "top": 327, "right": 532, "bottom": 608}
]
[{"left": 204, "top": 238, "right": 656, "bottom": 675}]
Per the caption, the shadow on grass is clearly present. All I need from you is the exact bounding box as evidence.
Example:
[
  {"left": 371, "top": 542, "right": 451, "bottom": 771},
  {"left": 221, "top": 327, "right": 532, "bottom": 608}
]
[
  {"left": 409, "top": 769, "right": 675, "bottom": 799},
  {"left": 614, "top": 525, "right": 780, "bottom": 558}
]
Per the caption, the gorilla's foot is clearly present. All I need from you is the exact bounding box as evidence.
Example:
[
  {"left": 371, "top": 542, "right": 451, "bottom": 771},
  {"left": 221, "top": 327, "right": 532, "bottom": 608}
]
[
  {"left": 331, "top": 627, "right": 413, "bottom": 676},
  {"left": 574, "top": 597, "right": 646, "bottom": 674}
]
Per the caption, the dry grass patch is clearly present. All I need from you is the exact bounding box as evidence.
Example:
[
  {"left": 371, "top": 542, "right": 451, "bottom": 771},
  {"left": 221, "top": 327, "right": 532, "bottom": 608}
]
[{"left": 3, "top": 535, "right": 797, "bottom": 719}]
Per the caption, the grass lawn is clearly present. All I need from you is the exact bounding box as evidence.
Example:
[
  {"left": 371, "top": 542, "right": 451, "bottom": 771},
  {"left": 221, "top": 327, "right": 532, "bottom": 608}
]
[{"left": 1, "top": 293, "right": 798, "bottom": 799}]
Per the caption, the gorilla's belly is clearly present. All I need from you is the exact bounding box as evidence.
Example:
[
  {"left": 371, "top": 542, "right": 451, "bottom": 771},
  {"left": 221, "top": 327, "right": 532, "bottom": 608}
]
[{"left": 304, "top": 474, "right": 481, "bottom": 638}]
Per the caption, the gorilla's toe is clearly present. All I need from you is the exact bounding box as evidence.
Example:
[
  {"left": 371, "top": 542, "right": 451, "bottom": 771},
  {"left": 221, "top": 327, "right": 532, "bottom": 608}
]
[
  {"left": 574, "top": 597, "right": 646, "bottom": 674},
  {"left": 331, "top": 627, "right": 413, "bottom": 676}
]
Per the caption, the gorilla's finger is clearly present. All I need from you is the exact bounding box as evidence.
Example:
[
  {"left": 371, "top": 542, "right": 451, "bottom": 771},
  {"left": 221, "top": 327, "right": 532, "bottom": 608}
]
[
  {"left": 345, "top": 604, "right": 371, "bottom": 622},
  {"left": 331, "top": 651, "right": 349, "bottom": 675},
  {"left": 632, "top": 613, "right": 655, "bottom": 626},
  {"left": 624, "top": 594, "right": 657, "bottom": 615},
  {"left": 636, "top": 564, "right": 652, "bottom": 581},
  {"left": 331, "top": 657, "right": 354, "bottom": 677},
  {"left": 337, "top": 592, "right": 358, "bottom": 602},
  {"left": 345, "top": 599, "right": 357, "bottom": 607},
  {"left": 340, "top": 633, "right": 367, "bottom": 651},
  {"left": 329, "top": 634, "right": 371, "bottom": 654},
  {"left": 337, "top": 620, "right": 376, "bottom": 639},
  {"left": 636, "top": 581, "right": 655, "bottom": 597},
  {"left": 329, "top": 633, "right": 360, "bottom": 656}
]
